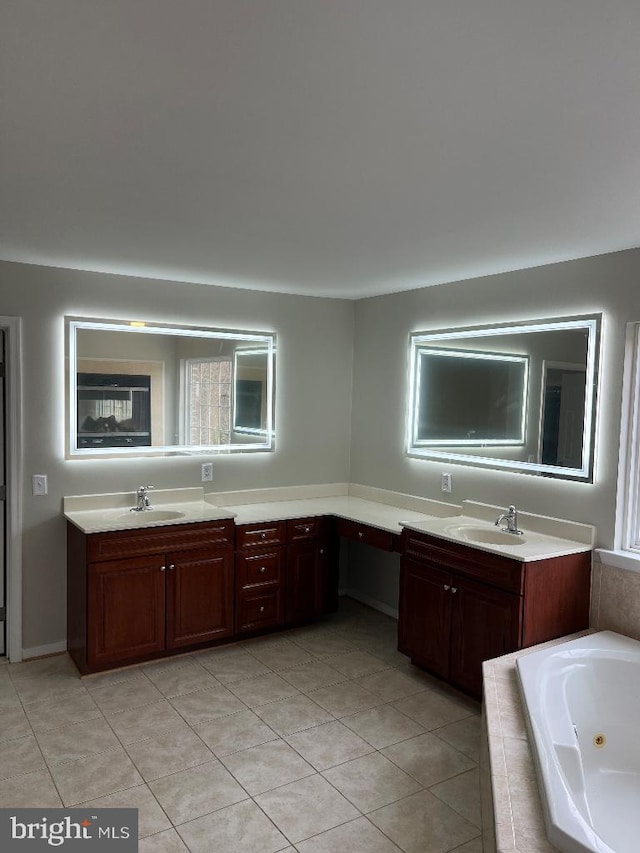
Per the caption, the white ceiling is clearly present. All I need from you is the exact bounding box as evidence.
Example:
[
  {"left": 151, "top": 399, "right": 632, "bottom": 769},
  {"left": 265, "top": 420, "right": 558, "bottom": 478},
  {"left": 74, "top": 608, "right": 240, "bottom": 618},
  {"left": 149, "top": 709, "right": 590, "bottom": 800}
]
[{"left": 2, "top": 1, "right": 640, "bottom": 300}]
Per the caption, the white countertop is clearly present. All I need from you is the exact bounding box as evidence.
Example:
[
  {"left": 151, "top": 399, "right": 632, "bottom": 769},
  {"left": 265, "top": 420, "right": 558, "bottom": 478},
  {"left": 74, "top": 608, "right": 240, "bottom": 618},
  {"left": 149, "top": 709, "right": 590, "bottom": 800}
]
[
  {"left": 402, "top": 515, "right": 592, "bottom": 562},
  {"left": 226, "top": 495, "right": 442, "bottom": 533},
  {"left": 63, "top": 486, "right": 595, "bottom": 561}
]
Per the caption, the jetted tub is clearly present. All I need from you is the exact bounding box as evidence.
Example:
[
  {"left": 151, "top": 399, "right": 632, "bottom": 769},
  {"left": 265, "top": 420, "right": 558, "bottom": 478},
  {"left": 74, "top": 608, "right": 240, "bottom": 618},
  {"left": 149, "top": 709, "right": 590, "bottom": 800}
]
[{"left": 517, "top": 631, "right": 640, "bottom": 853}]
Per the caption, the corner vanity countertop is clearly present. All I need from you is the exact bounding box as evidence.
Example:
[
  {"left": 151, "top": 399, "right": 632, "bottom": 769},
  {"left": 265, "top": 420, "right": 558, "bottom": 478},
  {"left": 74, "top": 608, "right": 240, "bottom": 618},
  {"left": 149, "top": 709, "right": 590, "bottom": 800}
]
[
  {"left": 225, "top": 495, "right": 444, "bottom": 533},
  {"left": 64, "top": 487, "right": 595, "bottom": 562},
  {"left": 63, "top": 485, "right": 454, "bottom": 536}
]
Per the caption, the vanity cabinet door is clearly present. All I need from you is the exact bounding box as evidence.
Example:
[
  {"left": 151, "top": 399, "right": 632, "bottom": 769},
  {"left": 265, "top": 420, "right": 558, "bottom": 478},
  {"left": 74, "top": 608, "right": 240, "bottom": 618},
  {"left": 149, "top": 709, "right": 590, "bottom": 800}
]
[
  {"left": 88, "top": 555, "right": 166, "bottom": 666},
  {"left": 449, "top": 576, "right": 522, "bottom": 697},
  {"left": 398, "top": 557, "right": 452, "bottom": 679},
  {"left": 286, "top": 539, "right": 321, "bottom": 624},
  {"left": 317, "top": 532, "right": 339, "bottom": 614},
  {"left": 166, "top": 547, "right": 234, "bottom": 649}
]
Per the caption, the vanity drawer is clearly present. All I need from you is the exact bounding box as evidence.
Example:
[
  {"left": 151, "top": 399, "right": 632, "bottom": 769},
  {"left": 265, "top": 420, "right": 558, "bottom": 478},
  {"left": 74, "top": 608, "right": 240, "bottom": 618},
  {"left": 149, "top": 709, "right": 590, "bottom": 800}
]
[
  {"left": 87, "top": 520, "right": 235, "bottom": 562},
  {"left": 286, "top": 517, "right": 324, "bottom": 542},
  {"left": 236, "top": 521, "right": 286, "bottom": 550},
  {"left": 237, "top": 548, "right": 283, "bottom": 587},
  {"left": 337, "top": 518, "right": 395, "bottom": 552},
  {"left": 237, "top": 588, "right": 283, "bottom": 632}
]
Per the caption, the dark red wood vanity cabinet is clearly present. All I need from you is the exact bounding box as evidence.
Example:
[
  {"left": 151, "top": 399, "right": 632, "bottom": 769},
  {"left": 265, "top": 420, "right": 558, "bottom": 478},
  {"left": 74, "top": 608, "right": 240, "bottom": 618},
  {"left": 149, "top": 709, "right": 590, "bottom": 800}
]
[
  {"left": 285, "top": 516, "right": 338, "bottom": 624},
  {"left": 67, "top": 519, "right": 235, "bottom": 674},
  {"left": 398, "top": 528, "right": 591, "bottom": 700},
  {"left": 235, "top": 520, "right": 287, "bottom": 634},
  {"left": 235, "top": 516, "right": 339, "bottom": 633}
]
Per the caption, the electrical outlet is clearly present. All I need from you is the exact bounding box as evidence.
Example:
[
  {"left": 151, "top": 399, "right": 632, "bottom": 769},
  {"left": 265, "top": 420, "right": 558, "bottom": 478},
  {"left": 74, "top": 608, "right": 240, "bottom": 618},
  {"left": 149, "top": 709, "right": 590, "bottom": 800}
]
[
  {"left": 32, "top": 474, "right": 48, "bottom": 496},
  {"left": 201, "top": 462, "right": 213, "bottom": 482},
  {"left": 441, "top": 472, "right": 452, "bottom": 493}
]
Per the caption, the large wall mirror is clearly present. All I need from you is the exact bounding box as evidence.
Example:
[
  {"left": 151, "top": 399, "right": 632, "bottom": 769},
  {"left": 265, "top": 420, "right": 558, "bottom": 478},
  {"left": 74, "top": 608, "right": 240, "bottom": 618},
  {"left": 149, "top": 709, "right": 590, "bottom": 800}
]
[
  {"left": 406, "top": 315, "right": 601, "bottom": 481},
  {"left": 66, "top": 317, "right": 276, "bottom": 457}
]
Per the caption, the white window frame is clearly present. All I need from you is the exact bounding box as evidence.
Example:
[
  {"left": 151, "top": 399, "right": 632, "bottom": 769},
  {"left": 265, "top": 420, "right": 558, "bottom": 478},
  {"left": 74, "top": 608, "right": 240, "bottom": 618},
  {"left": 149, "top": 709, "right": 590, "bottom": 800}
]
[
  {"left": 619, "top": 323, "right": 640, "bottom": 552},
  {"left": 600, "top": 322, "right": 640, "bottom": 570}
]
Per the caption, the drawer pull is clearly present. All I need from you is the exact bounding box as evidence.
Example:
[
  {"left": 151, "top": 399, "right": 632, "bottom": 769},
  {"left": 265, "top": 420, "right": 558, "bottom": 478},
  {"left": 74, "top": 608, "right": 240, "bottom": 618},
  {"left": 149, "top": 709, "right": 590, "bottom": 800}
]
[
  {"left": 451, "top": 587, "right": 458, "bottom": 594},
  {"left": 304, "top": 526, "right": 311, "bottom": 533},
  {"left": 319, "top": 548, "right": 325, "bottom": 555},
  {"left": 358, "top": 531, "right": 364, "bottom": 539},
  {"left": 443, "top": 584, "right": 450, "bottom": 591},
  {"left": 261, "top": 532, "right": 267, "bottom": 539},
  {"left": 259, "top": 566, "right": 266, "bottom": 573},
  {"left": 259, "top": 605, "right": 265, "bottom": 612}
]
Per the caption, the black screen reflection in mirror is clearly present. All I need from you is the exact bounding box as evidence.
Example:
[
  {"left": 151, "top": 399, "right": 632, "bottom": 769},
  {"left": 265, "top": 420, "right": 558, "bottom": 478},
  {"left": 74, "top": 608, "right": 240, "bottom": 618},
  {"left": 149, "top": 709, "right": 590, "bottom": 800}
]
[
  {"left": 406, "top": 315, "right": 601, "bottom": 481},
  {"left": 67, "top": 318, "right": 276, "bottom": 457}
]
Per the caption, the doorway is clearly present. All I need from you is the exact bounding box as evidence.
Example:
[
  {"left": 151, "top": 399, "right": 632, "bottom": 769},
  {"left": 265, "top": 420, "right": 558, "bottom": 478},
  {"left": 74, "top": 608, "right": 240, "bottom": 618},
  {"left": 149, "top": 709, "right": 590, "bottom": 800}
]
[{"left": 0, "top": 316, "right": 22, "bottom": 662}]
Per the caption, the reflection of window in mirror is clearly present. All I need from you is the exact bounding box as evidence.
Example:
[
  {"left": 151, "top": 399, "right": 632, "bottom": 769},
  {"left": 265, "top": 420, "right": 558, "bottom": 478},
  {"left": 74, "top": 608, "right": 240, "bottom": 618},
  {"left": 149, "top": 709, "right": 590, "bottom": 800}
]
[{"left": 180, "top": 357, "right": 233, "bottom": 446}]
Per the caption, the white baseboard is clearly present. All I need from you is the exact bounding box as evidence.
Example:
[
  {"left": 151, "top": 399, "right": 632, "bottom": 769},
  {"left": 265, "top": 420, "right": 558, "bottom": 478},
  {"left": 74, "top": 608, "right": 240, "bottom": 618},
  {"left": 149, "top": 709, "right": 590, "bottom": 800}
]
[
  {"left": 22, "top": 641, "right": 67, "bottom": 661},
  {"left": 342, "top": 589, "right": 398, "bottom": 620}
]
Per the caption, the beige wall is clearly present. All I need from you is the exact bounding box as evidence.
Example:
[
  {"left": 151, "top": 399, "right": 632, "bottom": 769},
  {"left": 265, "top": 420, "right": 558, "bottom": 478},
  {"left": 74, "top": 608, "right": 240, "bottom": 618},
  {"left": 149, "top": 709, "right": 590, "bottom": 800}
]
[
  {"left": 5, "top": 247, "right": 640, "bottom": 653},
  {"left": 346, "top": 249, "right": 640, "bottom": 613},
  {"left": 350, "top": 250, "right": 640, "bottom": 547},
  {"left": 0, "top": 260, "right": 355, "bottom": 653}
]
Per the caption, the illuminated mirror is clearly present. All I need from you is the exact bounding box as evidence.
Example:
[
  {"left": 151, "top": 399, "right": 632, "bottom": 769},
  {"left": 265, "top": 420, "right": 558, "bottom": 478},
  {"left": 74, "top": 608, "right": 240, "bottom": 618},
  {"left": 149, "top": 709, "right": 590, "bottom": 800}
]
[
  {"left": 407, "top": 315, "right": 601, "bottom": 480},
  {"left": 67, "top": 317, "right": 276, "bottom": 457}
]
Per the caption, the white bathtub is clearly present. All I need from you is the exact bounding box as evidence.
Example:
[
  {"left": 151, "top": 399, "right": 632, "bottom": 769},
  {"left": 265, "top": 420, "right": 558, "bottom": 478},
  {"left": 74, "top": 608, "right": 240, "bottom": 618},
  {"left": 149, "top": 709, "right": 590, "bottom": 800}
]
[{"left": 517, "top": 631, "right": 640, "bottom": 853}]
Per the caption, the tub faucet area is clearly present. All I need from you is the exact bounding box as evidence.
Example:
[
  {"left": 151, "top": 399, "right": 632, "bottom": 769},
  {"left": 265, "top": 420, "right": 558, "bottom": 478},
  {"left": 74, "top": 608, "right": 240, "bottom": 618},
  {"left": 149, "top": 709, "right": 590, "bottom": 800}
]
[
  {"left": 495, "top": 504, "right": 523, "bottom": 535},
  {"left": 131, "top": 484, "right": 154, "bottom": 511}
]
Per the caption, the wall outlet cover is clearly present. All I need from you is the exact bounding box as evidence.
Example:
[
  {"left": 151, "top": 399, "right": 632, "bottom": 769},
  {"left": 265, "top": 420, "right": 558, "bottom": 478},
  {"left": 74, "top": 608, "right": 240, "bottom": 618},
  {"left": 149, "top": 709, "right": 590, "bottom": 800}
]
[
  {"left": 201, "top": 462, "right": 213, "bottom": 482},
  {"left": 441, "top": 473, "right": 452, "bottom": 493}
]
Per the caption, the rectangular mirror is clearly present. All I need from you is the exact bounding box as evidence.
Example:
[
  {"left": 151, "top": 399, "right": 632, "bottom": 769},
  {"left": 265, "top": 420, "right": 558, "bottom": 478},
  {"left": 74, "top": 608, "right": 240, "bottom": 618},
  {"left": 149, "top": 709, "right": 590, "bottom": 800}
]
[
  {"left": 67, "top": 317, "right": 276, "bottom": 457},
  {"left": 406, "top": 315, "right": 601, "bottom": 480}
]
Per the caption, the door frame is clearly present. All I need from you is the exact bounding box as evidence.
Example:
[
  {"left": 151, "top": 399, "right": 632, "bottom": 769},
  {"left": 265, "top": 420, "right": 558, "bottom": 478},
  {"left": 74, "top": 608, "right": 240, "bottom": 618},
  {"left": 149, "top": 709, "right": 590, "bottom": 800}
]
[{"left": 1, "top": 316, "right": 23, "bottom": 662}]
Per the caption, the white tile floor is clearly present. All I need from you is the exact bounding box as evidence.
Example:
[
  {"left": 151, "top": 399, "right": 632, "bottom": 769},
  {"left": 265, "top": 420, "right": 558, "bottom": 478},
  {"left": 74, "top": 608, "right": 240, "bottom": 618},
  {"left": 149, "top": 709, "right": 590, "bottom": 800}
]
[{"left": 0, "top": 599, "right": 483, "bottom": 852}]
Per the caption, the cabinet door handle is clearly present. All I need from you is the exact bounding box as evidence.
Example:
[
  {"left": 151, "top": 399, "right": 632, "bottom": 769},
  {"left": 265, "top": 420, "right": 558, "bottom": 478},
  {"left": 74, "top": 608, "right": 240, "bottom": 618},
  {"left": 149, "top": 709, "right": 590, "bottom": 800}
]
[
  {"left": 443, "top": 584, "right": 450, "bottom": 591},
  {"left": 358, "top": 531, "right": 364, "bottom": 539},
  {"left": 259, "top": 566, "right": 266, "bottom": 573},
  {"left": 260, "top": 532, "right": 267, "bottom": 539},
  {"left": 259, "top": 605, "right": 265, "bottom": 612},
  {"left": 319, "top": 548, "right": 325, "bottom": 555},
  {"left": 304, "top": 526, "right": 311, "bottom": 533},
  {"left": 168, "top": 564, "right": 175, "bottom": 571},
  {"left": 451, "top": 587, "right": 458, "bottom": 594},
  {"left": 160, "top": 565, "right": 166, "bottom": 572}
]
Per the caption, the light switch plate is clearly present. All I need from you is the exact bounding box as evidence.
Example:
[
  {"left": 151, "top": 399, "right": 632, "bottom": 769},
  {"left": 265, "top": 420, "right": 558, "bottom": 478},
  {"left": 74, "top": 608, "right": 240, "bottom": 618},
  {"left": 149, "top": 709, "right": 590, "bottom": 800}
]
[{"left": 32, "top": 474, "right": 48, "bottom": 496}]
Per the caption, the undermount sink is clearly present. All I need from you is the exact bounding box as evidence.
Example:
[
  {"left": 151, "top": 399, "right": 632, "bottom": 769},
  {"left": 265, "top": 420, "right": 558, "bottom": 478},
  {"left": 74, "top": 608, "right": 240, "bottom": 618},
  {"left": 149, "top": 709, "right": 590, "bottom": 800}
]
[
  {"left": 444, "top": 523, "right": 527, "bottom": 546},
  {"left": 119, "top": 509, "right": 186, "bottom": 522}
]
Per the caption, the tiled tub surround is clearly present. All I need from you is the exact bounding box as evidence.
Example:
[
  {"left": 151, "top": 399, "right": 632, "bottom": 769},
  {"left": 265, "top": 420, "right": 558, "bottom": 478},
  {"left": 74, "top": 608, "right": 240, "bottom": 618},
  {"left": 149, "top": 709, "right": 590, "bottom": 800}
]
[
  {"left": 481, "top": 632, "right": 594, "bottom": 853},
  {"left": 1, "top": 600, "right": 484, "bottom": 853}
]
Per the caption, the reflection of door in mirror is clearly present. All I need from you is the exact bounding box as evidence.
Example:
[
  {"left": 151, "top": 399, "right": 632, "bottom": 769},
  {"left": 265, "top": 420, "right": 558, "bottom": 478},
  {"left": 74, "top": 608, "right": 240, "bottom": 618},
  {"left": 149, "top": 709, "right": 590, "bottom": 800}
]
[
  {"left": 540, "top": 363, "right": 586, "bottom": 467},
  {"left": 233, "top": 348, "right": 270, "bottom": 437}
]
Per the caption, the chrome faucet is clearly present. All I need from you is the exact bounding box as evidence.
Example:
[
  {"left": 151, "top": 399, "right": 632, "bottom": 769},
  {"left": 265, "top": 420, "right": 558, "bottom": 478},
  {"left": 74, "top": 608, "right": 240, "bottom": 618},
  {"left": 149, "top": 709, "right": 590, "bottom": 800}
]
[
  {"left": 131, "top": 484, "right": 154, "bottom": 512},
  {"left": 495, "top": 505, "right": 523, "bottom": 535}
]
